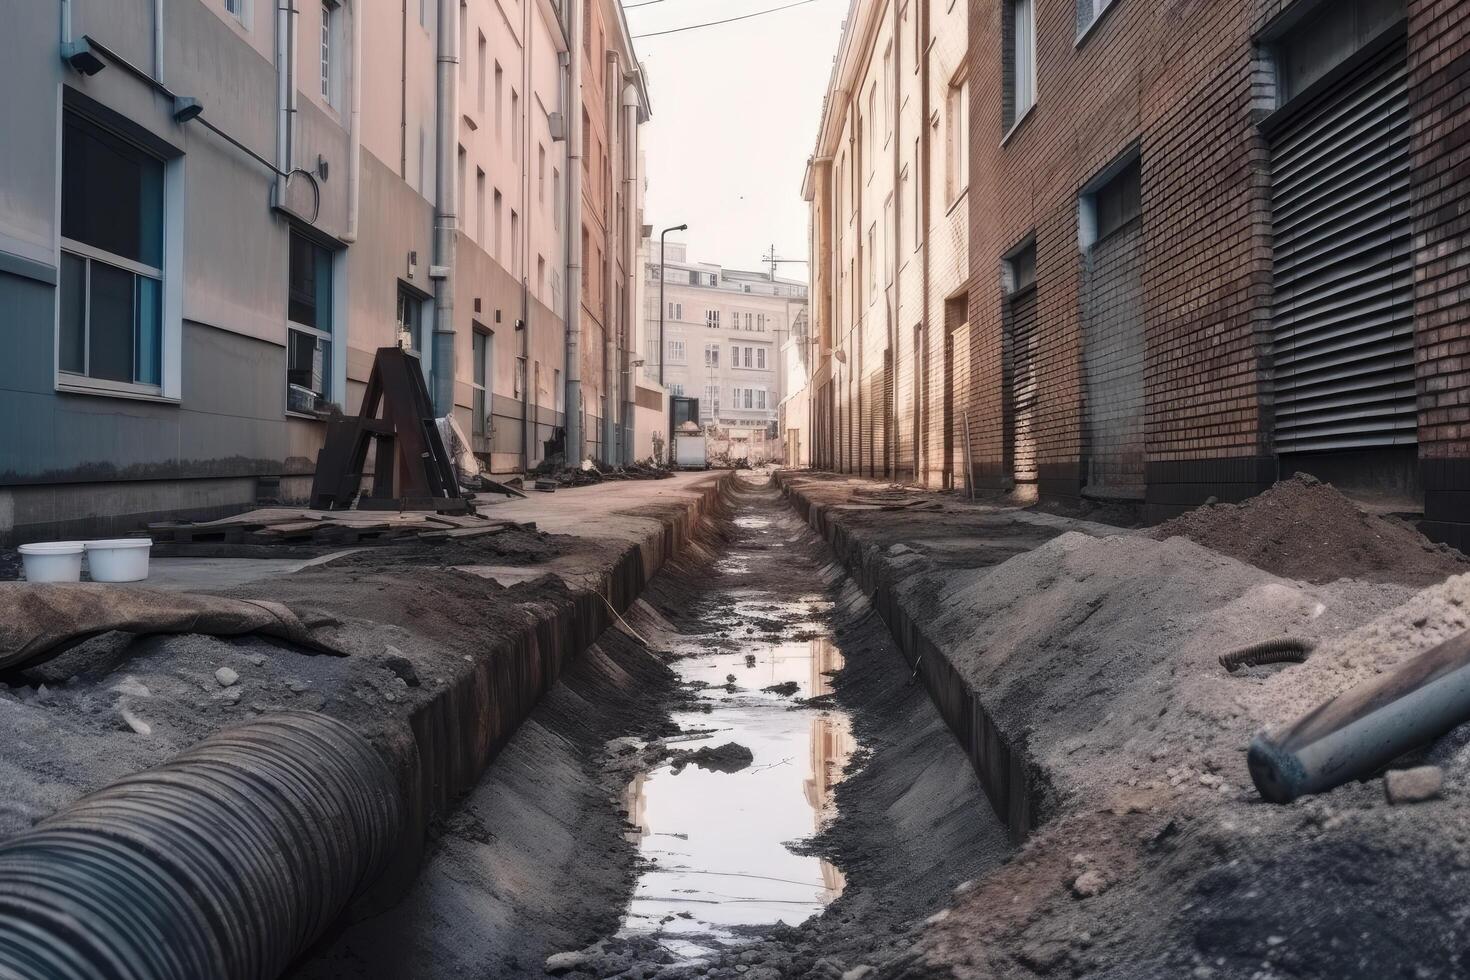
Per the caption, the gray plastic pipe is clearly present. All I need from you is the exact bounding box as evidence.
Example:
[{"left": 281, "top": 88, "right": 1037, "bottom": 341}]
[
  {"left": 1249, "top": 630, "right": 1470, "bottom": 803},
  {"left": 0, "top": 712, "right": 401, "bottom": 979}
]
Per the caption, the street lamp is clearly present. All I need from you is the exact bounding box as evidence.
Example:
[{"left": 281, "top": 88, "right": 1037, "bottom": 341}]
[{"left": 658, "top": 223, "right": 687, "bottom": 387}]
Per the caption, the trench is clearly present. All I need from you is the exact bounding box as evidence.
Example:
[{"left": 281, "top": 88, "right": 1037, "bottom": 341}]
[{"left": 295, "top": 473, "right": 1010, "bottom": 979}]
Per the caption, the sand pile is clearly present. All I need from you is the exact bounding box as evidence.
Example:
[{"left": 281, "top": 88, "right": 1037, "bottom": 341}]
[{"left": 1151, "top": 473, "right": 1470, "bottom": 586}]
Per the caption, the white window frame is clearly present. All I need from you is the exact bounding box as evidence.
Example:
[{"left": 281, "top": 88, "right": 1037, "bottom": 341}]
[
  {"left": 1005, "top": 0, "right": 1036, "bottom": 137},
  {"left": 320, "top": 1, "right": 337, "bottom": 106},
  {"left": 1076, "top": 0, "right": 1116, "bottom": 43},
  {"left": 55, "top": 112, "right": 183, "bottom": 403},
  {"left": 947, "top": 71, "right": 969, "bottom": 204},
  {"left": 286, "top": 229, "right": 341, "bottom": 417},
  {"left": 668, "top": 338, "right": 686, "bottom": 364}
]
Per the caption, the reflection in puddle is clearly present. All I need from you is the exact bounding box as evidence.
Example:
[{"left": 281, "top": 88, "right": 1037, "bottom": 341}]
[{"left": 620, "top": 621, "right": 858, "bottom": 953}]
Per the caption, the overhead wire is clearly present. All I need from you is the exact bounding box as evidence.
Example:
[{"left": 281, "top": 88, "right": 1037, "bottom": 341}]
[{"left": 630, "top": 0, "right": 824, "bottom": 38}]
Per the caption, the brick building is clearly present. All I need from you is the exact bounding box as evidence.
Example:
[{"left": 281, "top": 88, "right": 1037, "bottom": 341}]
[{"left": 804, "top": 0, "right": 1470, "bottom": 548}]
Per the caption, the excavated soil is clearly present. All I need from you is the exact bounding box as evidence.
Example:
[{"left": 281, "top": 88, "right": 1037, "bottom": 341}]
[{"left": 1152, "top": 474, "right": 1470, "bottom": 586}]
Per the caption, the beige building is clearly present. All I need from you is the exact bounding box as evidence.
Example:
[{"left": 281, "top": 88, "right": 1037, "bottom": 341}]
[
  {"left": 643, "top": 241, "right": 808, "bottom": 464},
  {"left": 800, "top": 0, "right": 970, "bottom": 484},
  {"left": 0, "top": 0, "right": 648, "bottom": 541}
]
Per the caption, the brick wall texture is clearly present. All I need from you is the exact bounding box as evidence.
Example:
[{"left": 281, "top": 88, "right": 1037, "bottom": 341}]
[{"left": 806, "top": 0, "right": 1470, "bottom": 543}]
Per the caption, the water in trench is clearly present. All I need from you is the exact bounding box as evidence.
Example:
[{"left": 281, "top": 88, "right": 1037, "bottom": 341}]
[{"left": 618, "top": 488, "right": 860, "bottom": 955}]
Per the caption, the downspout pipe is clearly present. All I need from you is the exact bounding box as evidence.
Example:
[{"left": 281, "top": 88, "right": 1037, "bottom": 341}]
[
  {"left": 341, "top": 0, "right": 364, "bottom": 243},
  {"left": 564, "top": 2, "right": 584, "bottom": 464},
  {"left": 274, "top": 0, "right": 293, "bottom": 205},
  {"left": 432, "top": 0, "right": 460, "bottom": 418},
  {"left": 621, "top": 81, "right": 639, "bottom": 465},
  {"left": 602, "top": 52, "right": 618, "bottom": 465}
]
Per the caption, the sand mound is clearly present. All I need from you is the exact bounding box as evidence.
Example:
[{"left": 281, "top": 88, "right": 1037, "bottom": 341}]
[{"left": 1152, "top": 473, "right": 1470, "bottom": 585}]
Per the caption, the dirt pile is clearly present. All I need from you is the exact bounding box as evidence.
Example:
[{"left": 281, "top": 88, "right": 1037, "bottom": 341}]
[{"left": 1153, "top": 473, "right": 1470, "bottom": 585}]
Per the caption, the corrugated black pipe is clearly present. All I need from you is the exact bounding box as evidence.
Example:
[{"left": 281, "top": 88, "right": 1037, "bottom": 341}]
[{"left": 0, "top": 712, "right": 401, "bottom": 980}]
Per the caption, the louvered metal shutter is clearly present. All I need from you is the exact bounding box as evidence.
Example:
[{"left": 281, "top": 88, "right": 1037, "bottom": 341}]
[
  {"left": 1007, "top": 288, "right": 1040, "bottom": 483},
  {"left": 1269, "top": 41, "right": 1416, "bottom": 453}
]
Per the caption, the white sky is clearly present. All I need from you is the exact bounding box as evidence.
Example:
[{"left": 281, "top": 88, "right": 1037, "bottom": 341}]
[{"left": 629, "top": 0, "right": 849, "bottom": 282}]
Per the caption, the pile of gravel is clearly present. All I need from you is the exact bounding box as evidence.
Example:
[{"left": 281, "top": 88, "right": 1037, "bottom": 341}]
[{"left": 1151, "top": 473, "right": 1470, "bottom": 586}]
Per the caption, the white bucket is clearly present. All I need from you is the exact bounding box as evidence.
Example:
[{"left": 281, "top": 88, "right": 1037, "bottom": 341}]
[
  {"left": 17, "top": 542, "right": 85, "bottom": 583},
  {"left": 84, "top": 538, "right": 153, "bottom": 583}
]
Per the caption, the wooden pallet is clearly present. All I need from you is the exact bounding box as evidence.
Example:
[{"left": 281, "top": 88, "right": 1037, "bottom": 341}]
[{"left": 145, "top": 508, "right": 521, "bottom": 547}]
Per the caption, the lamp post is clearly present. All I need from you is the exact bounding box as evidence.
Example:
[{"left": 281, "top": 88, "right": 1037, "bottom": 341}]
[{"left": 658, "top": 223, "right": 687, "bottom": 387}]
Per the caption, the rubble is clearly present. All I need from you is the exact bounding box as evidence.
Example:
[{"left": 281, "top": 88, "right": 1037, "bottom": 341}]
[
  {"left": 1384, "top": 766, "right": 1444, "bottom": 804},
  {"left": 214, "top": 667, "right": 239, "bottom": 688}
]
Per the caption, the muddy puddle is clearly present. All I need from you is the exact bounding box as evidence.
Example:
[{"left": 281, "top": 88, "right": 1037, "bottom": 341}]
[{"left": 618, "top": 511, "right": 860, "bottom": 957}]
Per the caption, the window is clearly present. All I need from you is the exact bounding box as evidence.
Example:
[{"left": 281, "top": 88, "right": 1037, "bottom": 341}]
[
  {"left": 511, "top": 89, "right": 521, "bottom": 159},
  {"left": 1272, "top": 0, "right": 1403, "bottom": 105},
  {"left": 225, "top": 0, "right": 246, "bottom": 22},
  {"left": 511, "top": 209, "right": 520, "bottom": 278},
  {"left": 1004, "top": 0, "right": 1035, "bottom": 131},
  {"left": 707, "top": 273, "right": 718, "bottom": 286},
  {"left": 868, "top": 223, "right": 877, "bottom": 302},
  {"left": 458, "top": 3, "right": 467, "bottom": 80},
  {"left": 883, "top": 44, "right": 893, "bottom": 138},
  {"left": 477, "top": 33, "right": 487, "bottom": 113},
  {"left": 668, "top": 302, "right": 682, "bottom": 320},
  {"left": 756, "top": 389, "right": 767, "bottom": 410},
  {"left": 1004, "top": 239, "right": 1036, "bottom": 294},
  {"left": 706, "top": 309, "right": 720, "bottom": 329},
  {"left": 745, "top": 312, "right": 753, "bottom": 330},
  {"left": 538, "top": 144, "right": 546, "bottom": 205},
  {"left": 538, "top": 255, "right": 546, "bottom": 295},
  {"left": 705, "top": 384, "right": 721, "bottom": 417},
  {"left": 286, "top": 233, "right": 334, "bottom": 414},
  {"left": 495, "top": 63, "right": 504, "bottom": 141},
  {"left": 1076, "top": 0, "right": 1114, "bottom": 38},
  {"left": 494, "top": 189, "right": 504, "bottom": 260},
  {"left": 1089, "top": 156, "right": 1141, "bottom": 244},
  {"left": 668, "top": 339, "right": 686, "bottom": 364},
  {"left": 867, "top": 85, "right": 877, "bottom": 171},
  {"left": 669, "top": 383, "right": 684, "bottom": 397},
  {"left": 472, "top": 328, "right": 491, "bottom": 438},
  {"left": 743, "top": 347, "right": 753, "bottom": 368},
  {"left": 396, "top": 286, "right": 423, "bottom": 352},
  {"left": 476, "top": 168, "right": 486, "bottom": 243},
  {"left": 913, "top": 136, "right": 922, "bottom": 247},
  {"left": 704, "top": 343, "right": 721, "bottom": 367},
  {"left": 756, "top": 314, "right": 765, "bottom": 332},
  {"left": 553, "top": 168, "right": 561, "bottom": 230},
  {"left": 59, "top": 113, "right": 165, "bottom": 390},
  {"left": 756, "top": 348, "right": 767, "bottom": 370},
  {"left": 320, "top": 1, "right": 334, "bottom": 103},
  {"left": 947, "top": 72, "right": 969, "bottom": 201}
]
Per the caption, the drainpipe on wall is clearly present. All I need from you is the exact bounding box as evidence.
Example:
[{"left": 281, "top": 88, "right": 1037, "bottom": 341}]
[
  {"left": 153, "top": 0, "right": 164, "bottom": 82},
  {"left": 889, "top": 0, "right": 901, "bottom": 479},
  {"left": 274, "top": 0, "right": 294, "bottom": 205},
  {"left": 564, "top": 0, "right": 584, "bottom": 464},
  {"left": 621, "top": 79, "right": 640, "bottom": 465},
  {"left": 602, "top": 52, "right": 618, "bottom": 465},
  {"left": 341, "top": 0, "right": 363, "bottom": 243},
  {"left": 431, "top": 0, "right": 460, "bottom": 418}
]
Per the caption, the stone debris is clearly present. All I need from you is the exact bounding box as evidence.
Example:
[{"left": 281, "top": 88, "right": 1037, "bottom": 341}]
[
  {"left": 214, "top": 667, "right": 240, "bottom": 688},
  {"left": 544, "top": 950, "right": 591, "bottom": 975},
  {"left": 118, "top": 707, "right": 151, "bottom": 736},
  {"left": 1384, "top": 766, "right": 1444, "bottom": 805},
  {"left": 1071, "top": 870, "right": 1108, "bottom": 898}
]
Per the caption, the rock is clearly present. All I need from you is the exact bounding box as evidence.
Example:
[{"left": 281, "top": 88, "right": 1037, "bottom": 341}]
[
  {"left": 811, "top": 959, "right": 847, "bottom": 979},
  {"left": 1072, "top": 870, "right": 1108, "bottom": 898},
  {"left": 1384, "top": 766, "right": 1443, "bottom": 805},
  {"left": 761, "top": 681, "right": 800, "bottom": 697},
  {"left": 119, "top": 707, "right": 151, "bottom": 736},
  {"left": 669, "top": 741, "right": 755, "bottom": 774},
  {"left": 1016, "top": 941, "right": 1068, "bottom": 973},
  {"left": 221, "top": 688, "right": 243, "bottom": 705},
  {"left": 924, "top": 908, "right": 950, "bottom": 925},
  {"left": 842, "top": 967, "right": 877, "bottom": 980},
  {"left": 287, "top": 680, "right": 309, "bottom": 693},
  {"left": 377, "top": 647, "right": 421, "bottom": 687},
  {"left": 215, "top": 667, "right": 240, "bottom": 688},
  {"left": 111, "top": 677, "right": 151, "bottom": 698},
  {"left": 544, "top": 950, "right": 590, "bottom": 974}
]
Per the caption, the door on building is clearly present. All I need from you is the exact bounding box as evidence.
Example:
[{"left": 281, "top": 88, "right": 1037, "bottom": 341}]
[
  {"left": 471, "top": 326, "right": 492, "bottom": 455},
  {"left": 1267, "top": 10, "right": 1415, "bottom": 459}
]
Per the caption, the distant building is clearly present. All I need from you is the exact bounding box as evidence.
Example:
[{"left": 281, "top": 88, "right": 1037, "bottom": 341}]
[{"left": 642, "top": 241, "right": 808, "bottom": 463}]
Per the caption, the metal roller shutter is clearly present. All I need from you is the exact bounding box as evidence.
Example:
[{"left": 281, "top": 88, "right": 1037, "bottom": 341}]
[
  {"left": 1269, "top": 41, "right": 1416, "bottom": 453},
  {"left": 1007, "top": 288, "right": 1039, "bottom": 483}
]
